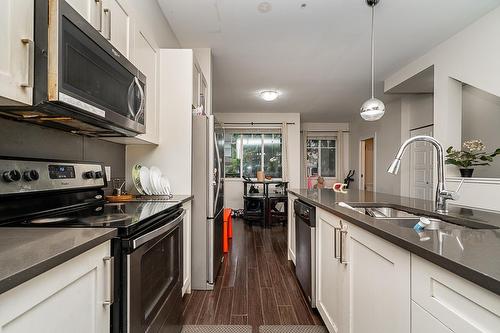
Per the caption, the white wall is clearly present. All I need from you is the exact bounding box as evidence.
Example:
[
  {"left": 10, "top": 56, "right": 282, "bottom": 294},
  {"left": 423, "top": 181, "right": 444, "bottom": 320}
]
[
  {"left": 349, "top": 99, "right": 402, "bottom": 196},
  {"left": 385, "top": 6, "right": 500, "bottom": 210},
  {"left": 300, "top": 122, "right": 350, "bottom": 188},
  {"left": 462, "top": 85, "right": 500, "bottom": 178},
  {"left": 215, "top": 113, "right": 300, "bottom": 209},
  {"left": 385, "top": 6, "right": 500, "bottom": 174},
  {"left": 126, "top": 50, "right": 194, "bottom": 195},
  {"left": 128, "top": 0, "right": 180, "bottom": 48}
]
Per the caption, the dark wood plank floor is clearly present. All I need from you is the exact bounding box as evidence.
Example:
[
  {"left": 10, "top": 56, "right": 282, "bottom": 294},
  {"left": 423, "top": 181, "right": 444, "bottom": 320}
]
[{"left": 181, "top": 218, "right": 323, "bottom": 331}]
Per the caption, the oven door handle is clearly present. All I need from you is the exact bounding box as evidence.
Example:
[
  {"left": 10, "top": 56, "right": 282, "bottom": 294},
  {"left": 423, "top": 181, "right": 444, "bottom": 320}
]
[{"left": 132, "top": 210, "right": 185, "bottom": 250}]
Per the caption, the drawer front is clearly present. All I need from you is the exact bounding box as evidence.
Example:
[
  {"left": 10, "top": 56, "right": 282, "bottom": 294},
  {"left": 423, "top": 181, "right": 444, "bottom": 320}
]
[
  {"left": 411, "top": 254, "right": 500, "bottom": 333},
  {"left": 412, "top": 301, "right": 452, "bottom": 333}
]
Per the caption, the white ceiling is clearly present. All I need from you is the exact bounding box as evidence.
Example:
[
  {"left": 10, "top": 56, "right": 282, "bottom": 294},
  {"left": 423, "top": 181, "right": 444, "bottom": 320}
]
[{"left": 158, "top": 0, "right": 500, "bottom": 122}]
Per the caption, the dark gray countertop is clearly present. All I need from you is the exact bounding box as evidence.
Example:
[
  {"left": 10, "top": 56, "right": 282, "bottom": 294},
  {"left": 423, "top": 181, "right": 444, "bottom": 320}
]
[
  {"left": 289, "top": 188, "right": 500, "bottom": 295},
  {"left": 172, "top": 195, "right": 194, "bottom": 204},
  {"left": 0, "top": 228, "right": 117, "bottom": 294}
]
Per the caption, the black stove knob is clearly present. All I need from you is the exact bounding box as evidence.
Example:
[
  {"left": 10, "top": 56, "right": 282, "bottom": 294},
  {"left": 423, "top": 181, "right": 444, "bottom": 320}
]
[
  {"left": 95, "top": 171, "right": 103, "bottom": 179},
  {"left": 84, "top": 171, "right": 96, "bottom": 179},
  {"left": 23, "top": 170, "right": 39, "bottom": 182},
  {"left": 3, "top": 170, "right": 21, "bottom": 182}
]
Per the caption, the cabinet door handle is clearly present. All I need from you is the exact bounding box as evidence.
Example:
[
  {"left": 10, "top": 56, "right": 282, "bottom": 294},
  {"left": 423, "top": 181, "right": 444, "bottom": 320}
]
[
  {"left": 95, "top": 0, "right": 103, "bottom": 32},
  {"left": 20, "top": 38, "right": 34, "bottom": 88},
  {"left": 104, "top": 8, "right": 111, "bottom": 40},
  {"left": 103, "top": 256, "right": 114, "bottom": 306},
  {"left": 333, "top": 227, "right": 340, "bottom": 259},
  {"left": 339, "top": 230, "right": 348, "bottom": 264}
]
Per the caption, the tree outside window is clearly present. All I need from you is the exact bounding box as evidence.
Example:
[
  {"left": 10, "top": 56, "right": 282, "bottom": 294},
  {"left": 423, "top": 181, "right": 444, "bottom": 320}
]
[
  {"left": 224, "top": 132, "right": 283, "bottom": 179},
  {"left": 306, "top": 139, "right": 336, "bottom": 178}
]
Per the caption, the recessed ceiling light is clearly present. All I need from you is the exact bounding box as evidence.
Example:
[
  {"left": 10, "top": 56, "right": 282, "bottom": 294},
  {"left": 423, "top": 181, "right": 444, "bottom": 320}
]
[
  {"left": 257, "top": 2, "right": 272, "bottom": 13},
  {"left": 260, "top": 90, "right": 280, "bottom": 102}
]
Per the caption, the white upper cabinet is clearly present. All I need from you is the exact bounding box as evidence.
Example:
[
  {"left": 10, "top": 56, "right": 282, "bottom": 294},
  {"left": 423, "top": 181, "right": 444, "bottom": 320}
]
[
  {"left": 67, "top": 0, "right": 131, "bottom": 59},
  {"left": 0, "top": 0, "right": 34, "bottom": 105},
  {"left": 66, "top": 0, "right": 102, "bottom": 30},
  {"left": 101, "top": 0, "right": 131, "bottom": 58},
  {"left": 132, "top": 28, "right": 159, "bottom": 144}
]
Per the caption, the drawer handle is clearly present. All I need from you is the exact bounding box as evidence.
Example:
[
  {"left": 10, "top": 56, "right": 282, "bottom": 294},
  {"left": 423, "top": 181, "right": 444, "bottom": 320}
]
[
  {"left": 104, "top": 8, "right": 111, "bottom": 40},
  {"left": 339, "top": 230, "right": 348, "bottom": 264},
  {"left": 95, "top": 0, "right": 103, "bottom": 32},
  {"left": 20, "top": 38, "right": 34, "bottom": 88},
  {"left": 333, "top": 227, "right": 340, "bottom": 259},
  {"left": 103, "top": 256, "right": 114, "bottom": 306}
]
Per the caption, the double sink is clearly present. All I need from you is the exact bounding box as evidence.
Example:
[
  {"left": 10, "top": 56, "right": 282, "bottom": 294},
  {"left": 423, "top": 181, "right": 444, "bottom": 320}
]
[{"left": 345, "top": 203, "right": 498, "bottom": 231}]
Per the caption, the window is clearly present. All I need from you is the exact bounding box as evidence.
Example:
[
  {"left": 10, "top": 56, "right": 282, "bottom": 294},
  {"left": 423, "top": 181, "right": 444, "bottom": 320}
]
[
  {"left": 224, "top": 132, "right": 282, "bottom": 179},
  {"left": 306, "top": 138, "right": 336, "bottom": 178}
]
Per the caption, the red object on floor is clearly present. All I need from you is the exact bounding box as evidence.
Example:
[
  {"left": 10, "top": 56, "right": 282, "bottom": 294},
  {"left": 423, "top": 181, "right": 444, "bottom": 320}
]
[{"left": 223, "top": 208, "right": 233, "bottom": 253}]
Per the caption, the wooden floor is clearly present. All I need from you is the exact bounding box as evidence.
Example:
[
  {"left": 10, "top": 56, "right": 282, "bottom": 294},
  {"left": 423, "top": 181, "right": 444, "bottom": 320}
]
[{"left": 181, "top": 218, "right": 323, "bottom": 331}]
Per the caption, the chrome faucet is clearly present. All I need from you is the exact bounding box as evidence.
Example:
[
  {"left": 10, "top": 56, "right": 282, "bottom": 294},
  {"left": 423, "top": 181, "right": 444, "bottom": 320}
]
[{"left": 387, "top": 135, "right": 460, "bottom": 213}]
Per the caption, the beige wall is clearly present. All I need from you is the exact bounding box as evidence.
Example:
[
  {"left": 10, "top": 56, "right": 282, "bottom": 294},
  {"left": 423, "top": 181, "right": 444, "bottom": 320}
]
[
  {"left": 349, "top": 99, "right": 402, "bottom": 196},
  {"left": 462, "top": 85, "right": 500, "bottom": 178}
]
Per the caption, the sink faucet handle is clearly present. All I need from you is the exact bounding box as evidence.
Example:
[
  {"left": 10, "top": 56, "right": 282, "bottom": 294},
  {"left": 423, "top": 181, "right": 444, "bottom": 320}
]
[{"left": 440, "top": 189, "right": 460, "bottom": 201}]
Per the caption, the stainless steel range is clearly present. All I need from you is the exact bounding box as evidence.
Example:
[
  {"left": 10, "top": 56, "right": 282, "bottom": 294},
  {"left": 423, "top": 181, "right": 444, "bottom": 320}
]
[{"left": 0, "top": 157, "right": 183, "bottom": 333}]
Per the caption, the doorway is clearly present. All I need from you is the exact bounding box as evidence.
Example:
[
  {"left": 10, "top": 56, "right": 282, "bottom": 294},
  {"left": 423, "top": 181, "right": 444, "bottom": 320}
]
[
  {"left": 360, "top": 137, "right": 375, "bottom": 191},
  {"left": 409, "top": 126, "right": 434, "bottom": 200}
]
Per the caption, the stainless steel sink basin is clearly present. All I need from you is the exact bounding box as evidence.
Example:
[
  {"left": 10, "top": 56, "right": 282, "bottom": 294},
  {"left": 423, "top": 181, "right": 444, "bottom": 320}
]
[
  {"left": 385, "top": 218, "right": 467, "bottom": 230},
  {"left": 346, "top": 204, "right": 470, "bottom": 230},
  {"left": 351, "top": 206, "right": 419, "bottom": 219}
]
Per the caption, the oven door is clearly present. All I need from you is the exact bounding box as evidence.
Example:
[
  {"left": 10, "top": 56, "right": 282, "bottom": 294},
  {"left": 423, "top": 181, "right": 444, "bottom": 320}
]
[
  {"left": 126, "top": 210, "right": 185, "bottom": 333},
  {"left": 47, "top": 0, "right": 146, "bottom": 134}
]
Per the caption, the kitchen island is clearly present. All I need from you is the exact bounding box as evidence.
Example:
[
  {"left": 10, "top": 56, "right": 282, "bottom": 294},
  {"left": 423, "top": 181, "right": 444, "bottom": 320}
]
[{"left": 288, "top": 188, "right": 500, "bottom": 333}]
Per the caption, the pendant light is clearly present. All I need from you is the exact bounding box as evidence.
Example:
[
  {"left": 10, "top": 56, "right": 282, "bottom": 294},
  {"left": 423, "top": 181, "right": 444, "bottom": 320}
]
[{"left": 360, "top": 0, "right": 385, "bottom": 121}]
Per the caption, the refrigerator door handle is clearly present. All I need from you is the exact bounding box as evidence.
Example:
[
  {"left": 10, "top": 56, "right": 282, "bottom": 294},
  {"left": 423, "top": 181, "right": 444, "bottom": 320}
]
[{"left": 213, "top": 134, "right": 222, "bottom": 212}]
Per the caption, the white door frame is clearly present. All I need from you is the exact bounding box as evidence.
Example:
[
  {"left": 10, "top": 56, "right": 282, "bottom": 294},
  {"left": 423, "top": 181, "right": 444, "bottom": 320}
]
[{"left": 358, "top": 134, "right": 377, "bottom": 192}]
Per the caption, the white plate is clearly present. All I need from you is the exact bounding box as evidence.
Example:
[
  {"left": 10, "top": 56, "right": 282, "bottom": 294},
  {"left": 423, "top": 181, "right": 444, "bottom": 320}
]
[
  {"left": 163, "top": 176, "right": 172, "bottom": 195},
  {"left": 150, "top": 166, "right": 162, "bottom": 195},
  {"left": 162, "top": 176, "right": 171, "bottom": 196},
  {"left": 139, "top": 166, "right": 152, "bottom": 195}
]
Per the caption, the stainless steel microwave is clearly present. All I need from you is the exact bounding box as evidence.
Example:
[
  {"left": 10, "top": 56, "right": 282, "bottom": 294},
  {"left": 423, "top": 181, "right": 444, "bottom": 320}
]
[{"left": 0, "top": 0, "right": 146, "bottom": 137}]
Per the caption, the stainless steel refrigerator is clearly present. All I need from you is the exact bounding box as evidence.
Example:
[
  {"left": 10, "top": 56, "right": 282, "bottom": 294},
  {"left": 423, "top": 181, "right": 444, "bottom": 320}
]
[{"left": 191, "top": 114, "right": 225, "bottom": 290}]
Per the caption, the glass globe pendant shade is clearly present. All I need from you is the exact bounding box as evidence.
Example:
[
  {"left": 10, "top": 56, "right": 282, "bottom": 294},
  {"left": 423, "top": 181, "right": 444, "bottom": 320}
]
[{"left": 360, "top": 97, "right": 385, "bottom": 121}]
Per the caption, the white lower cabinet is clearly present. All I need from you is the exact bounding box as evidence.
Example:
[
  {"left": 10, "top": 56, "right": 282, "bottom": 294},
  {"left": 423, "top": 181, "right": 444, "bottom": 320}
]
[
  {"left": 348, "top": 223, "right": 411, "bottom": 333},
  {"left": 182, "top": 201, "right": 192, "bottom": 295},
  {"left": 316, "top": 209, "right": 348, "bottom": 333},
  {"left": 0, "top": 241, "right": 112, "bottom": 333},
  {"left": 411, "top": 254, "right": 500, "bottom": 333},
  {"left": 314, "top": 207, "right": 500, "bottom": 333},
  {"left": 287, "top": 194, "right": 297, "bottom": 263},
  {"left": 412, "top": 301, "right": 452, "bottom": 333}
]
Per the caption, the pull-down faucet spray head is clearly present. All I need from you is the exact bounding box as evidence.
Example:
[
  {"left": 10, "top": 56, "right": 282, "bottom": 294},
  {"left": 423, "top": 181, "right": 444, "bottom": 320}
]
[{"left": 387, "top": 158, "right": 401, "bottom": 174}]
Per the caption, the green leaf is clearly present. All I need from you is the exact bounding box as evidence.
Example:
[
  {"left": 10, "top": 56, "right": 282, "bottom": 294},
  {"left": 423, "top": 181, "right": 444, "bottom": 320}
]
[
  {"left": 471, "top": 163, "right": 490, "bottom": 166},
  {"left": 489, "top": 148, "right": 500, "bottom": 157}
]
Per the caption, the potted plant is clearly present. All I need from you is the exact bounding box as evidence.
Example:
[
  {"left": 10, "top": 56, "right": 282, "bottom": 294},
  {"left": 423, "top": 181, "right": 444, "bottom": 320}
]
[{"left": 445, "top": 140, "right": 500, "bottom": 177}]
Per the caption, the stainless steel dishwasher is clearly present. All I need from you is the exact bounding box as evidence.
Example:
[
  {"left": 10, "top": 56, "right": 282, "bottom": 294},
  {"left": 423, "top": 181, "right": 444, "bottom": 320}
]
[{"left": 294, "top": 200, "right": 316, "bottom": 308}]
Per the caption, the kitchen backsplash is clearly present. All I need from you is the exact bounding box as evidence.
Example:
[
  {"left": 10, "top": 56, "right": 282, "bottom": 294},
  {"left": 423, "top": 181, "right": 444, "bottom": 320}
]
[{"left": 0, "top": 118, "right": 125, "bottom": 188}]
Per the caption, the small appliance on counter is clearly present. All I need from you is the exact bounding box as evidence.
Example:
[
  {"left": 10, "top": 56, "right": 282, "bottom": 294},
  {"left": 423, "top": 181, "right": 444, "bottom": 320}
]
[{"left": 0, "top": 157, "right": 183, "bottom": 333}]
